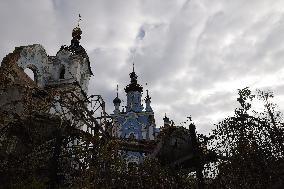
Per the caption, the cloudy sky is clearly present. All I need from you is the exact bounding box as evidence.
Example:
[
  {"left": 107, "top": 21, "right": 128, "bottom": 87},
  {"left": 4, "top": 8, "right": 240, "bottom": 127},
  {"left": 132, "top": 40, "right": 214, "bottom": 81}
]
[{"left": 1, "top": 0, "right": 284, "bottom": 134}]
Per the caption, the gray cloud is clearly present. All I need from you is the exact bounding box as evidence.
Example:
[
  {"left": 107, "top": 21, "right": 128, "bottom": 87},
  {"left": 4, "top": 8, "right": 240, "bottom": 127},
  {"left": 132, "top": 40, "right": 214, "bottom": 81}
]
[{"left": 1, "top": 0, "right": 284, "bottom": 133}]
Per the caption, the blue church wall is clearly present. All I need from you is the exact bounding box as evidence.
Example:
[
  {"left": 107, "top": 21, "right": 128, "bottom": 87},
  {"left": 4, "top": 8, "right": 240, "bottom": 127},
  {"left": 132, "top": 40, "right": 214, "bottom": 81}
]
[
  {"left": 110, "top": 67, "right": 159, "bottom": 164},
  {"left": 114, "top": 112, "right": 155, "bottom": 140}
]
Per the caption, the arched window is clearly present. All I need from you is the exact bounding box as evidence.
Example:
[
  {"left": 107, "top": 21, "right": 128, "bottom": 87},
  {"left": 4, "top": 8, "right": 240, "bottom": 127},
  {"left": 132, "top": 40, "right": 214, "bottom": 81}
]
[
  {"left": 24, "top": 65, "right": 38, "bottom": 84},
  {"left": 129, "top": 133, "right": 136, "bottom": 140},
  {"left": 24, "top": 68, "right": 35, "bottom": 81},
  {"left": 59, "top": 66, "right": 65, "bottom": 79}
]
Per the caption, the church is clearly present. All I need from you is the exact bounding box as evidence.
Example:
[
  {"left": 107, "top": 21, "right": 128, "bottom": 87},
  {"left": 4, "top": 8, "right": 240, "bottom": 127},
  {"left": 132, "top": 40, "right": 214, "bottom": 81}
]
[
  {"left": 110, "top": 65, "right": 160, "bottom": 163},
  {"left": 0, "top": 16, "right": 211, "bottom": 188},
  {"left": 0, "top": 22, "right": 92, "bottom": 117},
  {"left": 0, "top": 18, "right": 164, "bottom": 164},
  {"left": 111, "top": 66, "right": 158, "bottom": 140}
]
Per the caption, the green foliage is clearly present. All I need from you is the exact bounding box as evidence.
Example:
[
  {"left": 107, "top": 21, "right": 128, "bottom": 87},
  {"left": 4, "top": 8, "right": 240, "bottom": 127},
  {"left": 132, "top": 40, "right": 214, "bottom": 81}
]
[
  {"left": 209, "top": 87, "right": 284, "bottom": 188},
  {"left": 72, "top": 142, "right": 194, "bottom": 189}
]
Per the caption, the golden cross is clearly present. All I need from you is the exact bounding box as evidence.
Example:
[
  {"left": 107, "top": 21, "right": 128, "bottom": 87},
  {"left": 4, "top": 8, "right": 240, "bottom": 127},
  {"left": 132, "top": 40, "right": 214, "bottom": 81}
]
[{"left": 77, "top": 14, "right": 82, "bottom": 27}]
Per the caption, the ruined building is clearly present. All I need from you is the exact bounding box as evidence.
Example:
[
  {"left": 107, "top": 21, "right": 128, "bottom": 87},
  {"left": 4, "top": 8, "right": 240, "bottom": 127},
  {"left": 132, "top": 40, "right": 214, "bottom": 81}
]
[
  {"left": 0, "top": 22, "right": 100, "bottom": 187},
  {"left": 0, "top": 19, "right": 208, "bottom": 188},
  {"left": 1, "top": 16, "right": 200, "bottom": 169},
  {"left": 0, "top": 23, "right": 92, "bottom": 118},
  {"left": 0, "top": 20, "right": 162, "bottom": 165}
]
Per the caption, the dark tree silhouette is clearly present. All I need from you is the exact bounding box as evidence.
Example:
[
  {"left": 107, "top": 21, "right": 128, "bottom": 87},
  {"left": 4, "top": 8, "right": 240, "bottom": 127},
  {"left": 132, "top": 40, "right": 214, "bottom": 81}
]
[{"left": 208, "top": 87, "right": 284, "bottom": 189}]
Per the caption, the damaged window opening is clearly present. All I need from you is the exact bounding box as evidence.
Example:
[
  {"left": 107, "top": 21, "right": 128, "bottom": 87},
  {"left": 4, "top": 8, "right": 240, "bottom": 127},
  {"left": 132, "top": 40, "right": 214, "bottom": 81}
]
[
  {"left": 24, "top": 68, "right": 35, "bottom": 81},
  {"left": 59, "top": 66, "right": 65, "bottom": 79}
]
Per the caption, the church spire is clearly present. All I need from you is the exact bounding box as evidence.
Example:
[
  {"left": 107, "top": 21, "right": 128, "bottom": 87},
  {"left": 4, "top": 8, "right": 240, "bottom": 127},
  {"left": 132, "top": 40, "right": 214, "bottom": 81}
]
[
  {"left": 163, "top": 113, "right": 171, "bottom": 127},
  {"left": 125, "top": 63, "right": 142, "bottom": 93},
  {"left": 116, "top": 84, "right": 119, "bottom": 98},
  {"left": 77, "top": 14, "right": 82, "bottom": 27},
  {"left": 130, "top": 62, "right": 138, "bottom": 85},
  {"left": 113, "top": 84, "right": 121, "bottom": 104},
  {"left": 113, "top": 84, "right": 121, "bottom": 114},
  {"left": 124, "top": 64, "right": 143, "bottom": 112},
  {"left": 71, "top": 14, "right": 82, "bottom": 47},
  {"left": 145, "top": 89, "right": 153, "bottom": 112}
]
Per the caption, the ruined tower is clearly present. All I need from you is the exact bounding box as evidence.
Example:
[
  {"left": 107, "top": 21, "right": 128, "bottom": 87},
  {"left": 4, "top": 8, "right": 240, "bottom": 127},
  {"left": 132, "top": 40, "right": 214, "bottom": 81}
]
[{"left": 0, "top": 19, "right": 92, "bottom": 116}]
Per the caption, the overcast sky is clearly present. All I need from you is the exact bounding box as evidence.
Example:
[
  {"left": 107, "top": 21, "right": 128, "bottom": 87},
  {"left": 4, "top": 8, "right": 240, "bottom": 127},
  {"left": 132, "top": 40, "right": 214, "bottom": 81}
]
[{"left": 1, "top": 0, "right": 284, "bottom": 134}]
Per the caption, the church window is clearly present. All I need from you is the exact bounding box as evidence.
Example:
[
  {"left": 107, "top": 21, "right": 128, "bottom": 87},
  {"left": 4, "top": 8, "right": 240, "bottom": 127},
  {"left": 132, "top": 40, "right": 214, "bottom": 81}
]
[
  {"left": 24, "top": 65, "right": 38, "bottom": 83},
  {"left": 129, "top": 133, "right": 136, "bottom": 140},
  {"left": 59, "top": 66, "right": 65, "bottom": 79},
  {"left": 24, "top": 68, "right": 35, "bottom": 81}
]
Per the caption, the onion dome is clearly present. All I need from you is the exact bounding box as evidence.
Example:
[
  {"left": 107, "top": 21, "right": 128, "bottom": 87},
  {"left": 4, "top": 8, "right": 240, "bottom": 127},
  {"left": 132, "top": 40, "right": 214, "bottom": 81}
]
[
  {"left": 57, "top": 14, "right": 93, "bottom": 75},
  {"left": 113, "top": 96, "right": 121, "bottom": 104},
  {"left": 113, "top": 84, "right": 121, "bottom": 104},
  {"left": 124, "top": 63, "right": 143, "bottom": 93},
  {"left": 72, "top": 26, "right": 82, "bottom": 41}
]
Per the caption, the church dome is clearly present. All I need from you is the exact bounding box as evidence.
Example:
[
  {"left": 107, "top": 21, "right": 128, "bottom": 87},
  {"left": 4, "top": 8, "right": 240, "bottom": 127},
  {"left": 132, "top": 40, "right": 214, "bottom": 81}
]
[
  {"left": 113, "top": 96, "right": 121, "bottom": 104},
  {"left": 124, "top": 82, "right": 143, "bottom": 93},
  {"left": 72, "top": 26, "right": 82, "bottom": 41},
  {"left": 56, "top": 22, "right": 93, "bottom": 75},
  {"left": 124, "top": 70, "right": 143, "bottom": 93}
]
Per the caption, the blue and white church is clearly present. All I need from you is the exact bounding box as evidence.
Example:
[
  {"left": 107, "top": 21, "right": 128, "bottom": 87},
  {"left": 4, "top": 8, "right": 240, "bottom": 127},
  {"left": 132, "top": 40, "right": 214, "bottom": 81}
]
[{"left": 110, "top": 65, "right": 159, "bottom": 163}]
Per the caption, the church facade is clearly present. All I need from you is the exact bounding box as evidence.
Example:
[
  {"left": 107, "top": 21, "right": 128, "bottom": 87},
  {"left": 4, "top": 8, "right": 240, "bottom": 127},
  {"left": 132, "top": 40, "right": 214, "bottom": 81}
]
[
  {"left": 11, "top": 25, "right": 92, "bottom": 96},
  {"left": 110, "top": 67, "right": 159, "bottom": 163},
  {"left": 111, "top": 68, "right": 157, "bottom": 140}
]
